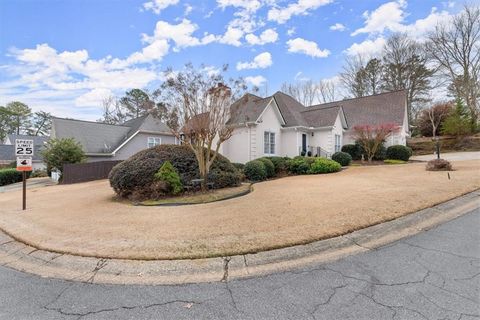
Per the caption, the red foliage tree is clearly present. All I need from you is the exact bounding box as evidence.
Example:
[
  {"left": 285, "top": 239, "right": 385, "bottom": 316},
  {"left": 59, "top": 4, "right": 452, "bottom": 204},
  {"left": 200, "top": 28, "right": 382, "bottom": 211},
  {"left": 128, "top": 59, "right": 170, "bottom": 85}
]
[
  {"left": 417, "top": 102, "right": 453, "bottom": 137},
  {"left": 352, "top": 123, "right": 398, "bottom": 162}
]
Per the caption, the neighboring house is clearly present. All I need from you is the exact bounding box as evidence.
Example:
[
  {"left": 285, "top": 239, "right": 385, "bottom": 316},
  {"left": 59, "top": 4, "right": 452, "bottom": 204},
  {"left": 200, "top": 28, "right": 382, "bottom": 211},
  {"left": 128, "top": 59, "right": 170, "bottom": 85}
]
[
  {"left": 221, "top": 90, "right": 408, "bottom": 163},
  {"left": 0, "top": 134, "right": 49, "bottom": 170},
  {"left": 51, "top": 114, "right": 177, "bottom": 162}
]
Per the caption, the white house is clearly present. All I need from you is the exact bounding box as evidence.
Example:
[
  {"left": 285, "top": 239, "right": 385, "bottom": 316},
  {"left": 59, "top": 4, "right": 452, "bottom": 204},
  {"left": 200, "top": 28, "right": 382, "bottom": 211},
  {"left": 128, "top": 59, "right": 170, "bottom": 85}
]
[{"left": 221, "top": 90, "right": 409, "bottom": 163}]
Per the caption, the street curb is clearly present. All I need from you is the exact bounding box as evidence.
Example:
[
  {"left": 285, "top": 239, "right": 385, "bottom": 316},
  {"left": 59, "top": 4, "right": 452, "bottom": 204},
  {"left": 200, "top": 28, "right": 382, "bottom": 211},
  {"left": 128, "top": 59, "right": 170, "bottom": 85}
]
[{"left": 0, "top": 190, "right": 478, "bottom": 285}]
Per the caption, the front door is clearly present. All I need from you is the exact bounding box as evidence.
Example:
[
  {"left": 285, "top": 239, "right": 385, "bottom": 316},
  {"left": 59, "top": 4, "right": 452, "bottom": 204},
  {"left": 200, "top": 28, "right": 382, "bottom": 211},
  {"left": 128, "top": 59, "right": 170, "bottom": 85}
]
[{"left": 302, "top": 133, "right": 307, "bottom": 153}]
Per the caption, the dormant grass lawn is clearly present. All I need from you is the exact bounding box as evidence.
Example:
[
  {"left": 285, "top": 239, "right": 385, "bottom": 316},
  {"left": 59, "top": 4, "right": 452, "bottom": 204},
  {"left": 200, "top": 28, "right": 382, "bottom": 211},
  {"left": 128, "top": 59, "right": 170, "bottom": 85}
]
[{"left": 0, "top": 160, "right": 478, "bottom": 260}]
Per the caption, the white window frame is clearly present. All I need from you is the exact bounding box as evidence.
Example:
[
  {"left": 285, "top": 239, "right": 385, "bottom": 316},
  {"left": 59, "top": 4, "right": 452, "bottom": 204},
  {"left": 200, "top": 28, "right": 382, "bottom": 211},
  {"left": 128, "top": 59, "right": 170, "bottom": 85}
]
[
  {"left": 264, "top": 131, "right": 276, "bottom": 155},
  {"left": 147, "top": 137, "right": 161, "bottom": 148},
  {"left": 334, "top": 134, "right": 341, "bottom": 152}
]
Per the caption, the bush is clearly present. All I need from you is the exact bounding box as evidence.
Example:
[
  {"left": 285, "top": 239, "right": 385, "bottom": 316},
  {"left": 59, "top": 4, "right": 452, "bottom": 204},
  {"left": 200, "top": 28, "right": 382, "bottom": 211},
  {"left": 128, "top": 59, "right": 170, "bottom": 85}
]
[
  {"left": 373, "top": 145, "right": 387, "bottom": 161},
  {"left": 244, "top": 160, "right": 267, "bottom": 181},
  {"left": 331, "top": 152, "right": 352, "bottom": 166},
  {"left": 109, "top": 145, "right": 240, "bottom": 198},
  {"left": 265, "top": 156, "right": 289, "bottom": 173},
  {"left": 31, "top": 169, "right": 48, "bottom": 178},
  {"left": 384, "top": 159, "right": 407, "bottom": 164},
  {"left": 41, "top": 138, "right": 85, "bottom": 179},
  {"left": 0, "top": 168, "right": 24, "bottom": 186},
  {"left": 341, "top": 144, "right": 362, "bottom": 160},
  {"left": 257, "top": 158, "right": 275, "bottom": 178},
  {"left": 154, "top": 161, "right": 183, "bottom": 195},
  {"left": 286, "top": 157, "right": 310, "bottom": 174},
  {"left": 232, "top": 163, "right": 245, "bottom": 171},
  {"left": 426, "top": 159, "right": 453, "bottom": 171},
  {"left": 309, "top": 158, "right": 342, "bottom": 174},
  {"left": 386, "top": 145, "right": 411, "bottom": 161}
]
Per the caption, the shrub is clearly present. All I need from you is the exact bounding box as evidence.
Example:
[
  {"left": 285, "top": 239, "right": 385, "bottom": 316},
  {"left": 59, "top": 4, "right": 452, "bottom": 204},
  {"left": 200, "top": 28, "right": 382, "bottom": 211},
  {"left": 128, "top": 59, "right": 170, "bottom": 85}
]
[
  {"left": 309, "top": 158, "right": 342, "bottom": 174},
  {"left": 0, "top": 168, "right": 24, "bottom": 186},
  {"left": 257, "top": 158, "right": 275, "bottom": 178},
  {"left": 426, "top": 159, "right": 453, "bottom": 171},
  {"left": 31, "top": 169, "right": 48, "bottom": 178},
  {"left": 341, "top": 144, "right": 362, "bottom": 160},
  {"left": 154, "top": 161, "right": 183, "bottom": 195},
  {"left": 384, "top": 159, "right": 407, "bottom": 164},
  {"left": 331, "top": 152, "right": 352, "bottom": 166},
  {"left": 373, "top": 145, "right": 387, "bottom": 161},
  {"left": 109, "top": 144, "right": 240, "bottom": 198},
  {"left": 265, "top": 156, "right": 289, "bottom": 173},
  {"left": 287, "top": 157, "right": 310, "bottom": 174},
  {"left": 41, "top": 138, "right": 85, "bottom": 180},
  {"left": 232, "top": 163, "right": 245, "bottom": 171},
  {"left": 386, "top": 145, "right": 411, "bottom": 161},
  {"left": 244, "top": 160, "right": 267, "bottom": 181}
]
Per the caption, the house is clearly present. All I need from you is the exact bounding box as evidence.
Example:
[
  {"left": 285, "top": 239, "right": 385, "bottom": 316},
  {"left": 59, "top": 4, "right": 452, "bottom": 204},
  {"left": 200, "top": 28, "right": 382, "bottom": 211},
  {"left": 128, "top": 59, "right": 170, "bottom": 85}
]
[
  {"left": 221, "top": 90, "right": 408, "bottom": 163},
  {"left": 0, "top": 134, "right": 49, "bottom": 170},
  {"left": 51, "top": 114, "right": 177, "bottom": 162}
]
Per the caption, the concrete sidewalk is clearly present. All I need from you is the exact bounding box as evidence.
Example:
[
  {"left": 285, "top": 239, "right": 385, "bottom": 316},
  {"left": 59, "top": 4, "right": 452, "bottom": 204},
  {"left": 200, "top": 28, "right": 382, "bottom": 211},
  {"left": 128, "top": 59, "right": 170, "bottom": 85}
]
[{"left": 411, "top": 151, "right": 479, "bottom": 161}]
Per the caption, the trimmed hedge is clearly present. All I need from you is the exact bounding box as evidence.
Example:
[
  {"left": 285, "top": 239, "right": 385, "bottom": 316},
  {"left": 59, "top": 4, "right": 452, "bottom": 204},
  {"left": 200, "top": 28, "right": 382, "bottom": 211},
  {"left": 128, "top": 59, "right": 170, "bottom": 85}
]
[
  {"left": 331, "top": 151, "right": 352, "bottom": 166},
  {"left": 341, "top": 144, "right": 362, "bottom": 160},
  {"left": 257, "top": 158, "right": 275, "bottom": 178},
  {"left": 309, "top": 158, "right": 342, "bottom": 174},
  {"left": 265, "top": 156, "right": 289, "bottom": 173},
  {"left": 244, "top": 160, "right": 267, "bottom": 181},
  {"left": 0, "top": 168, "right": 27, "bottom": 186},
  {"left": 286, "top": 157, "right": 311, "bottom": 174},
  {"left": 386, "top": 145, "right": 411, "bottom": 161},
  {"left": 109, "top": 144, "right": 241, "bottom": 198},
  {"left": 232, "top": 163, "right": 245, "bottom": 171}
]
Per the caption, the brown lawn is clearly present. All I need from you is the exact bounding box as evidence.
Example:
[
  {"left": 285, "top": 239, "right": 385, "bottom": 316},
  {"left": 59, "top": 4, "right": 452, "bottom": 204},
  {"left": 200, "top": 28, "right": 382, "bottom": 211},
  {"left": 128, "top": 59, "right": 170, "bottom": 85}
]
[{"left": 0, "top": 160, "right": 478, "bottom": 260}]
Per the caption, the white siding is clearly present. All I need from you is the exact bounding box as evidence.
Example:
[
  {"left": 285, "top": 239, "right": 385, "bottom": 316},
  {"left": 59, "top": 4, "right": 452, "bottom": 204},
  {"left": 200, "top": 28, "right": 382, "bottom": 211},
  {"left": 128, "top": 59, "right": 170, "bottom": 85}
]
[
  {"left": 255, "top": 102, "right": 283, "bottom": 157},
  {"left": 221, "top": 126, "right": 251, "bottom": 163},
  {"left": 281, "top": 131, "right": 299, "bottom": 158}
]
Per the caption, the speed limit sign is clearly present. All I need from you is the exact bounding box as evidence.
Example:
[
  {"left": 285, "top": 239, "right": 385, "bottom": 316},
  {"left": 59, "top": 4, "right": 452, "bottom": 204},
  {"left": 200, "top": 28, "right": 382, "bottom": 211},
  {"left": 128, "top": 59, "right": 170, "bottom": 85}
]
[{"left": 15, "top": 139, "right": 34, "bottom": 156}]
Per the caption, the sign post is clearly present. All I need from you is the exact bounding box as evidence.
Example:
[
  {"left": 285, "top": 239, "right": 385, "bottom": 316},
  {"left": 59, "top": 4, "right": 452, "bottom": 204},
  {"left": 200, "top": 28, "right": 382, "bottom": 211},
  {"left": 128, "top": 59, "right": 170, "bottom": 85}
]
[{"left": 15, "top": 139, "right": 34, "bottom": 210}]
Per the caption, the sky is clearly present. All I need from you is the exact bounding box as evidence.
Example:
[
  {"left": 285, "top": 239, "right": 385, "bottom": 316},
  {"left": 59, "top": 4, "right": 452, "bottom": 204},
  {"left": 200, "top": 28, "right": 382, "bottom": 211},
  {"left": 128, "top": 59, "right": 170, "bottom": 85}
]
[{"left": 0, "top": 0, "right": 463, "bottom": 120}]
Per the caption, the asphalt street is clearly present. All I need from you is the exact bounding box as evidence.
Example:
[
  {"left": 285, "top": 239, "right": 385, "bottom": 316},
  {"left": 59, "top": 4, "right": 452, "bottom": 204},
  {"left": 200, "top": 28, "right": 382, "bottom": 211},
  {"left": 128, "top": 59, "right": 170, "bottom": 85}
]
[{"left": 1, "top": 209, "right": 479, "bottom": 320}]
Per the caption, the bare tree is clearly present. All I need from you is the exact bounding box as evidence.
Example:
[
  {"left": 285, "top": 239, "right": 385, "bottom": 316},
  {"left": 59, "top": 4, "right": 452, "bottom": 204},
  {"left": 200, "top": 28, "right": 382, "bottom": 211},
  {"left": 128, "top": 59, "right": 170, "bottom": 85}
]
[
  {"left": 340, "top": 55, "right": 368, "bottom": 98},
  {"left": 316, "top": 79, "right": 338, "bottom": 103},
  {"left": 382, "top": 33, "right": 434, "bottom": 125},
  {"left": 98, "top": 96, "right": 127, "bottom": 124},
  {"left": 364, "top": 58, "right": 384, "bottom": 95},
  {"left": 427, "top": 5, "right": 480, "bottom": 127},
  {"left": 160, "top": 64, "right": 249, "bottom": 191},
  {"left": 280, "top": 80, "right": 317, "bottom": 106},
  {"left": 426, "top": 102, "right": 453, "bottom": 138}
]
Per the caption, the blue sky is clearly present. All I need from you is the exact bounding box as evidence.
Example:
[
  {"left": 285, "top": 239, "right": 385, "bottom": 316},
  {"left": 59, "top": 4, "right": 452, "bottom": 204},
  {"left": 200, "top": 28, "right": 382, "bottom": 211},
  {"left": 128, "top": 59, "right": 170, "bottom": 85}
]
[{"left": 0, "top": 0, "right": 461, "bottom": 120}]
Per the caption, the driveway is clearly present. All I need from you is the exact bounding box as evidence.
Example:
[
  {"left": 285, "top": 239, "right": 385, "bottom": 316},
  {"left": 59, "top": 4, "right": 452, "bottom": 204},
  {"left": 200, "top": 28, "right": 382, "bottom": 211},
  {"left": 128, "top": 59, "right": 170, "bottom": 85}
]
[
  {"left": 0, "top": 177, "right": 56, "bottom": 193},
  {"left": 0, "top": 208, "right": 478, "bottom": 319},
  {"left": 411, "top": 151, "right": 480, "bottom": 162}
]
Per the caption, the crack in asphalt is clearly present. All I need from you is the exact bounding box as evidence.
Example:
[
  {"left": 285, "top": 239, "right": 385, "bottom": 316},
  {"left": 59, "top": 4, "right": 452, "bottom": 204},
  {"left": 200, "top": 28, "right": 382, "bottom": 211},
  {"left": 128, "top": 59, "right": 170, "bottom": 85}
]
[
  {"left": 85, "top": 259, "right": 108, "bottom": 283},
  {"left": 402, "top": 241, "right": 480, "bottom": 260}
]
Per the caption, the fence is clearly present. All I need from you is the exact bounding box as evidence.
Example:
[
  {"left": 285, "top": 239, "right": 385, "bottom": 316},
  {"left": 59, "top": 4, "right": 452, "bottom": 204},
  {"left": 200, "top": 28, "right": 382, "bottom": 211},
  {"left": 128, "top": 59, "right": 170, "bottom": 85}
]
[{"left": 61, "top": 160, "right": 122, "bottom": 184}]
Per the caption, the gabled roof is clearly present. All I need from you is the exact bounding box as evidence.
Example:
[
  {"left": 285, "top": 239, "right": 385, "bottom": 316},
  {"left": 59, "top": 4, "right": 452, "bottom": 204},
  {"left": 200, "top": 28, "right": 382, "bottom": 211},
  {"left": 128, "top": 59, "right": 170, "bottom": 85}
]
[
  {"left": 52, "top": 114, "right": 172, "bottom": 155},
  {"left": 309, "top": 90, "right": 407, "bottom": 128},
  {"left": 229, "top": 89, "right": 407, "bottom": 130}
]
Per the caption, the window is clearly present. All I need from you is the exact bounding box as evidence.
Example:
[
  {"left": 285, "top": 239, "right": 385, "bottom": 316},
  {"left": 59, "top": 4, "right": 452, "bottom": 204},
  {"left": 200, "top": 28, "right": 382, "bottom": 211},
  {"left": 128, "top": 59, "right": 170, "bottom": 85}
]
[
  {"left": 147, "top": 137, "right": 161, "bottom": 148},
  {"left": 264, "top": 131, "right": 275, "bottom": 154},
  {"left": 334, "top": 134, "right": 341, "bottom": 152}
]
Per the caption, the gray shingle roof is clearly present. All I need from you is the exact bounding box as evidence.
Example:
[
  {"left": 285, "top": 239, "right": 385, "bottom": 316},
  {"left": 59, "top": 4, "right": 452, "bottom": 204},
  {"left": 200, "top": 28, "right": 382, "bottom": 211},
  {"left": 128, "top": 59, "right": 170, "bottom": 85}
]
[
  {"left": 52, "top": 115, "right": 172, "bottom": 155},
  {"left": 7, "top": 134, "right": 49, "bottom": 146},
  {"left": 229, "top": 90, "right": 407, "bottom": 129},
  {"left": 309, "top": 90, "right": 407, "bottom": 128}
]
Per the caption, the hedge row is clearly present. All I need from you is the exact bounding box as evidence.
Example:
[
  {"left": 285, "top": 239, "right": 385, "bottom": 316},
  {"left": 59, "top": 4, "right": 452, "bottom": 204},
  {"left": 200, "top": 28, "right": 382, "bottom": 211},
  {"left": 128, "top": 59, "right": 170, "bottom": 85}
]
[
  {"left": 0, "top": 168, "right": 29, "bottom": 186},
  {"left": 342, "top": 143, "right": 412, "bottom": 162},
  {"left": 243, "top": 156, "right": 342, "bottom": 181}
]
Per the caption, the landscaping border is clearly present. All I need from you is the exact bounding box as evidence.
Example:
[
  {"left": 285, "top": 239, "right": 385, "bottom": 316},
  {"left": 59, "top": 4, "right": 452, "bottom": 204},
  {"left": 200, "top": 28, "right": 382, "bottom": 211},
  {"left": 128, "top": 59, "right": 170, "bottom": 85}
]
[{"left": 0, "top": 189, "right": 477, "bottom": 285}]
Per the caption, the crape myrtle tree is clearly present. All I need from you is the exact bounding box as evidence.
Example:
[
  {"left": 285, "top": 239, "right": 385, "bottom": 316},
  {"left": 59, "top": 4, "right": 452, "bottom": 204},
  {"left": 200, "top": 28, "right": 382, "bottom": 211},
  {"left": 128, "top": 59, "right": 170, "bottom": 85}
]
[
  {"left": 417, "top": 102, "right": 453, "bottom": 137},
  {"left": 159, "top": 64, "right": 251, "bottom": 191},
  {"left": 352, "top": 123, "right": 398, "bottom": 162}
]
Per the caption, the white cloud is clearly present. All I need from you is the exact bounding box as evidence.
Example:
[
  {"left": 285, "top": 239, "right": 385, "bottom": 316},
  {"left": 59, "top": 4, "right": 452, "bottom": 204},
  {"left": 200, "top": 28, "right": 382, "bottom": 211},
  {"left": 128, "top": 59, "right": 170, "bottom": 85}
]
[
  {"left": 237, "top": 52, "right": 273, "bottom": 70},
  {"left": 268, "top": 0, "right": 332, "bottom": 24},
  {"left": 143, "top": 19, "right": 209, "bottom": 50},
  {"left": 287, "top": 27, "right": 296, "bottom": 36},
  {"left": 245, "top": 29, "right": 278, "bottom": 45},
  {"left": 345, "top": 37, "right": 386, "bottom": 57},
  {"left": 219, "top": 27, "right": 244, "bottom": 46},
  {"left": 245, "top": 75, "right": 266, "bottom": 86},
  {"left": 401, "top": 8, "right": 452, "bottom": 39},
  {"left": 143, "top": 0, "right": 179, "bottom": 14},
  {"left": 217, "top": 0, "right": 262, "bottom": 12},
  {"left": 330, "top": 23, "right": 346, "bottom": 31},
  {"left": 286, "top": 38, "right": 330, "bottom": 58},
  {"left": 184, "top": 4, "right": 193, "bottom": 16},
  {"left": 75, "top": 88, "right": 113, "bottom": 107},
  {"left": 351, "top": 0, "right": 406, "bottom": 36}
]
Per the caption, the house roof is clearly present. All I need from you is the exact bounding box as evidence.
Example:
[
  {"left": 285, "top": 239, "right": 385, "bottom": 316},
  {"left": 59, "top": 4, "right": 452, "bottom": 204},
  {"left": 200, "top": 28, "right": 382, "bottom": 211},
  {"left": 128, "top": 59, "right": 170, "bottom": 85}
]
[
  {"left": 6, "top": 134, "right": 49, "bottom": 146},
  {"left": 309, "top": 90, "right": 407, "bottom": 128},
  {"left": 52, "top": 114, "right": 172, "bottom": 155},
  {"left": 229, "top": 90, "right": 407, "bottom": 130}
]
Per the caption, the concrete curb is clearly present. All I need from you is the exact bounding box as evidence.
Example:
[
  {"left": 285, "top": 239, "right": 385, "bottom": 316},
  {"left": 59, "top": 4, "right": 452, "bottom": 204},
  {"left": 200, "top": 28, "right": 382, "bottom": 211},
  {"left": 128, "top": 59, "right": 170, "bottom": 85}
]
[{"left": 0, "top": 190, "right": 478, "bottom": 285}]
